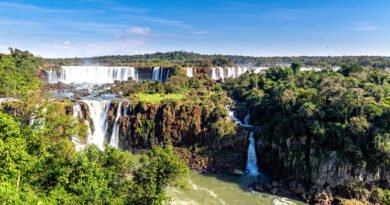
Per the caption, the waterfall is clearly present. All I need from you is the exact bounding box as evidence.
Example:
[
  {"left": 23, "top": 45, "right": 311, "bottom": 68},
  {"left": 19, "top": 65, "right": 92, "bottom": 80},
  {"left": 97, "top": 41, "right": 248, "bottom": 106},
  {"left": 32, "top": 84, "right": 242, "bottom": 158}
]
[
  {"left": 186, "top": 67, "right": 194, "bottom": 78},
  {"left": 244, "top": 113, "right": 260, "bottom": 177},
  {"left": 210, "top": 67, "right": 225, "bottom": 80},
  {"left": 47, "top": 66, "right": 138, "bottom": 84},
  {"left": 109, "top": 102, "right": 122, "bottom": 148},
  {"left": 227, "top": 106, "right": 260, "bottom": 176},
  {"left": 210, "top": 67, "right": 254, "bottom": 80},
  {"left": 211, "top": 67, "right": 217, "bottom": 80},
  {"left": 82, "top": 100, "right": 111, "bottom": 150},
  {"left": 72, "top": 103, "right": 82, "bottom": 119},
  {"left": 226, "top": 67, "right": 235, "bottom": 78},
  {"left": 238, "top": 67, "right": 249, "bottom": 76},
  {"left": 152, "top": 67, "right": 170, "bottom": 82},
  {"left": 227, "top": 105, "right": 244, "bottom": 125},
  {"left": 217, "top": 67, "right": 225, "bottom": 80},
  {"left": 253, "top": 67, "right": 269, "bottom": 74}
]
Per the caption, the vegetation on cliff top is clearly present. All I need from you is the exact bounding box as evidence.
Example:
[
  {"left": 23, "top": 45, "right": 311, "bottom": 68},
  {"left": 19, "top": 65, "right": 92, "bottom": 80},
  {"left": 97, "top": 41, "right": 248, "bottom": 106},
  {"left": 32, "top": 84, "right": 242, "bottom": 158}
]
[
  {"left": 0, "top": 48, "right": 44, "bottom": 97},
  {"left": 133, "top": 93, "right": 184, "bottom": 104}
]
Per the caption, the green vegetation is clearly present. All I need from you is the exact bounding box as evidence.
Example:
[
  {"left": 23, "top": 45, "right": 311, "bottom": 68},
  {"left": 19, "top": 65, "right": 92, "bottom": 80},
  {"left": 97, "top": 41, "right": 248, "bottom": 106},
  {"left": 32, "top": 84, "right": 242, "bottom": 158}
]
[
  {"left": 224, "top": 63, "right": 390, "bottom": 203},
  {"left": 0, "top": 98, "right": 188, "bottom": 204},
  {"left": 133, "top": 93, "right": 184, "bottom": 104},
  {"left": 0, "top": 48, "right": 44, "bottom": 97}
]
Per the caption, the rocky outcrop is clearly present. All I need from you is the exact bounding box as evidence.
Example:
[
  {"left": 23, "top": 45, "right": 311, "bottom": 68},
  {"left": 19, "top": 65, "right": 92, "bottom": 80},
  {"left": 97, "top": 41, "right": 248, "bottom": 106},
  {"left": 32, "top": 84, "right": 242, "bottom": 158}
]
[{"left": 255, "top": 132, "right": 390, "bottom": 204}]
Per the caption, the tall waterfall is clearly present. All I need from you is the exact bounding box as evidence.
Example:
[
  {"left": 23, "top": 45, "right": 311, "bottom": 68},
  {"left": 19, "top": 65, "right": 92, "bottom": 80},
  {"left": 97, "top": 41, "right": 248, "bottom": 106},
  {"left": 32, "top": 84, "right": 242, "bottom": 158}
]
[
  {"left": 211, "top": 67, "right": 251, "bottom": 80},
  {"left": 109, "top": 102, "right": 122, "bottom": 148},
  {"left": 47, "top": 66, "right": 138, "bottom": 84},
  {"left": 244, "top": 113, "right": 260, "bottom": 176},
  {"left": 82, "top": 100, "right": 111, "bottom": 150},
  {"left": 152, "top": 67, "right": 170, "bottom": 82},
  {"left": 186, "top": 67, "right": 194, "bottom": 78}
]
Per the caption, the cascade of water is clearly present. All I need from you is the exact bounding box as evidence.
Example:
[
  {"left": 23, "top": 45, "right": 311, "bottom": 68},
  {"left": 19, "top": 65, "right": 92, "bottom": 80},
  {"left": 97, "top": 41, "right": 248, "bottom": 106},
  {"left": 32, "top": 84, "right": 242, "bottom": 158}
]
[
  {"left": 210, "top": 67, "right": 256, "bottom": 80},
  {"left": 226, "top": 67, "right": 234, "bottom": 78},
  {"left": 211, "top": 67, "right": 217, "bottom": 80},
  {"left": 72, "top": 103, "right": 82, "bottom": 119},
  {"left": 152, "top": 67, "right": 171, "bottom": 82},
  {"left": 110, "top": 102, "right": 122, "bottom": 148},
  {"left": 152, "top": 67, "right": 163, "bottom": 81},
  {"left": 217, "top": 67, "right": 225, "bottom": 80},
  {"left": 227, "top": 105, "right": 244, "bottom": 125},
  {"left": 186, "top": 67, "right": 194, "bottom": 78},
  {"left": 82, "top": 100, "right": 111, "bottom": 150},
  {"left": 244, "top": 113, "right": 260, "bottom": 177},
  {"left": 47, "top": 66, "right": 138, "bottom": 84},
  {"left": 152, "top": 66, "right": 159, "bottom": 81}
]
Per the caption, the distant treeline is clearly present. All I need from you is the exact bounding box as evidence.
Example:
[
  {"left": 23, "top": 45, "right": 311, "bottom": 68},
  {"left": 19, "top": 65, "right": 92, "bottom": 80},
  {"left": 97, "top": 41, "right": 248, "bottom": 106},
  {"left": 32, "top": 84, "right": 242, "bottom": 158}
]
[{"left": 46, "top": 51, "right": 390, "bottom": 69}]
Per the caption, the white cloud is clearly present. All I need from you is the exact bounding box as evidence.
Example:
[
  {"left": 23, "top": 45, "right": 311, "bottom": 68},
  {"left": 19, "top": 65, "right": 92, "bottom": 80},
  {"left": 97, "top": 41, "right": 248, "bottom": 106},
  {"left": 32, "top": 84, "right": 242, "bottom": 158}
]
[
  {"left": 46, "top": 41, "right": 72, "bottom": 49},
  {"left": 126, "top": 27, "right": 151, "bottom": 36},
  {"left": 192, "top": 31, "right": 208, "bottom": 35},
  {"left": 352, "top": 22, "right": 380, "bottom": 31},
  {"left": 42, "top": 39, "right": 148, "bottom": 58}
]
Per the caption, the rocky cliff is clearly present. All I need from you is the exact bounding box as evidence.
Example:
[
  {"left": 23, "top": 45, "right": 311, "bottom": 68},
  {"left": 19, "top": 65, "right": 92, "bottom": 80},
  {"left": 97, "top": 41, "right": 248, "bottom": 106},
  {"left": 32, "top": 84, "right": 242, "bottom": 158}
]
[{"left": 105, "top": 100, "right": 249, "bottom": 173}]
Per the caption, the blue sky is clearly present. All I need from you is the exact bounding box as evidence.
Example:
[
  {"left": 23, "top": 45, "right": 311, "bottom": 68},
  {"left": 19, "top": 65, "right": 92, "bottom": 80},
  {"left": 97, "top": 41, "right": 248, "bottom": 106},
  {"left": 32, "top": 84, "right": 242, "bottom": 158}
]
[{"left": 0, "top": 0, "right": 389, "bottom": 57}]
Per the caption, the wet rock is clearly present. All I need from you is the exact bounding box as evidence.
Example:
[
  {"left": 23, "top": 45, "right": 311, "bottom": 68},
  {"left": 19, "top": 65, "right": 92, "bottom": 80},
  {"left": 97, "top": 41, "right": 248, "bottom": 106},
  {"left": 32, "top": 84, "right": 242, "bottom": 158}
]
[
  {"left": 255, "top": 184, "right": 264, "bottom": 192},
  {"left": 232, "top": 169, "right": 245, "bottom": 175},
  {"left": 271, "top": 188, "right": 278, "bottom": 195},
  {"left": 312, "top": 190, "right": 332, "bottom": 205}
]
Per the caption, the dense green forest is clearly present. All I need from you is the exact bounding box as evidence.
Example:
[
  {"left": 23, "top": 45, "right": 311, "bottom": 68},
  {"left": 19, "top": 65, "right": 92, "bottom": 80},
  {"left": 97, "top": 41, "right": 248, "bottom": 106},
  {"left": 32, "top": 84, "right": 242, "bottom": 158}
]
[
  {"left": 47, "top": 51, "right": 390, "bottom": 69},
  {"left": 224, "top": 64, "right": 390, "bottom": 203},
  {"left": 0, "top": 99, "right": 188, "bottom": 204},
  {"left": 0, "top": 49, "right": 44, "bottom": 97},
  {"left": 225, "top": 64, "right": 390, "bottom": 169}
]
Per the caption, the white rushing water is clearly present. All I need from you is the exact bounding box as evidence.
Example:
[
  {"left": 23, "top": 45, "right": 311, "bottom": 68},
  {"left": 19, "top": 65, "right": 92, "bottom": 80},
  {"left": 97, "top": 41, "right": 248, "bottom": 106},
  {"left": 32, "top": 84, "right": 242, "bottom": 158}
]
[
  {"left": 82, "top": 100, "right": 111, "bottom": 150},
  {"left": 109, "top": 102, "right": 122, "bottom": 148},
  {"left": 244, "top": 113, "right": 260, "bottom": 177},
  {"left": 227, "top": 106, "right": 260, "bottom": 176},
  {"left": 186, "top": 67, "right": 194, "bottom": 78},
  {"left": 72, "top": 103, "right": 82, "bottom": 119},
  {"left": 47, "top": 66, "right": 138, "bottom": 84},
  {"left": 210, "top": 67, "right": 253, "bottom": 80},
  {"left": 227, "top": 105, "right": 244, "bottom": 125},
  {"left": 152, "top": 66, "right": 170, "bottom": 82}
]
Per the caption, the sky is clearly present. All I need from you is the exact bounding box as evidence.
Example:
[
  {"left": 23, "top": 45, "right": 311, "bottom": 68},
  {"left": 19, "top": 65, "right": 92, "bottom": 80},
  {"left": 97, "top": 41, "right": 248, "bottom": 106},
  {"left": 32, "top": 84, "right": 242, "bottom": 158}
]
[{"left": 0, "top": 0, "right": 389, "bottom": 57}]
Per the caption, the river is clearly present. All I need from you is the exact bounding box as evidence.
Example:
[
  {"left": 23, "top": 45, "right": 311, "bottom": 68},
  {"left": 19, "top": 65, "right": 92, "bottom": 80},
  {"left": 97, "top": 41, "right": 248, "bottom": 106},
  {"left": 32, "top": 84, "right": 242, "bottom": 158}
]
[{"left": 167, "top": 171, "right": 306, "bottom": 205}]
